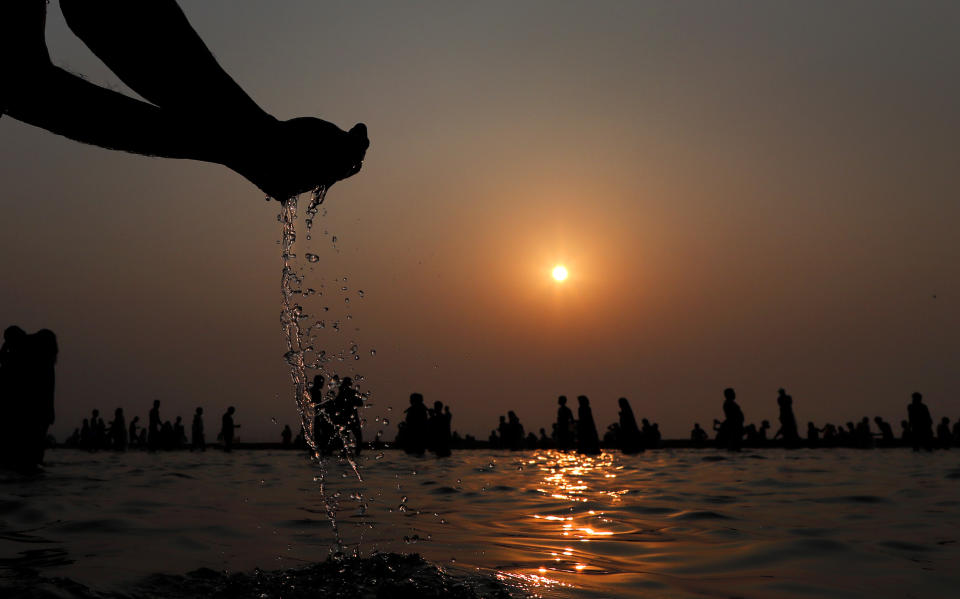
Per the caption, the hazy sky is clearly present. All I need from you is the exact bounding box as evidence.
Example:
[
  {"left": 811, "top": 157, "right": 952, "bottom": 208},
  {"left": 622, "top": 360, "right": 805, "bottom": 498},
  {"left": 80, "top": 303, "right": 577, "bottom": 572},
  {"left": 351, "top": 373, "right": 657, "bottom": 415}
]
[{"left": 2, "top": 1, "right": 958, "bottom": 442}]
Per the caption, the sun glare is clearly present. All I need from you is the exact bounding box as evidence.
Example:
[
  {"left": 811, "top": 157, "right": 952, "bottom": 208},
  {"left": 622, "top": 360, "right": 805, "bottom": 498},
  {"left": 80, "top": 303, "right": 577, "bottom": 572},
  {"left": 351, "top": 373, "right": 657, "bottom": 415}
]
[{"left": 552, "top": 265, "right": 568, "bottom": 282}]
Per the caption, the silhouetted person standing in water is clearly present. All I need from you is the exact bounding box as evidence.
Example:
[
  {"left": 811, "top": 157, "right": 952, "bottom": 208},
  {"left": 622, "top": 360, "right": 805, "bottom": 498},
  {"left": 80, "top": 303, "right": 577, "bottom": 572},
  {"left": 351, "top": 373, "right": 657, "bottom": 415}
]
[
  {"left": 219, "top": 406, "right": 239, "bottom": 451},
  {"left": 281, "top": 424, "right": 293, "bottom": 448},
  {"left": 715, "top": 388, "right": 745, "bottom": 451},
  {"left": 110, "top": 408, "right": 127, "bottom": 451},
  {"left": 0, "top": 1, "right": 368, "bottom": 201},
  {"left": 617, "top": 398, "right": 643, "bottom": 454},
  {"left": 908, "top": 392, "right": 933, "bottom": 452},
  {"left": 309, "top": 374, "right": 333, "bottom": 452},
  {"left": 191, "top": 407, "right": 205, "bottom": 451},
  {"left": 402, "top": 393, "right": 429, "bottom": 455},
  {"left": 427, "top": 401, "right": 452, "bottom": 457},
  {"left": 576, "top": 396, "right": 601, "bottom": 455},
  {"left": 773, "top": 388, "right": 799, "bottom": 446},
  {"left": 0, "top": 326, "right": 58, "bottom": 471},
  {"left": 128, "top": 416, "right": 140, "bottom": 449},
  {"left": 147, "top": 400, "right": 162, "bottom": 451},
  {"left": 554, "top": 395, "right": 575, "bottom": 450},
  {"left": 332, "top": 377, "right": 363, "bottom": 454}
]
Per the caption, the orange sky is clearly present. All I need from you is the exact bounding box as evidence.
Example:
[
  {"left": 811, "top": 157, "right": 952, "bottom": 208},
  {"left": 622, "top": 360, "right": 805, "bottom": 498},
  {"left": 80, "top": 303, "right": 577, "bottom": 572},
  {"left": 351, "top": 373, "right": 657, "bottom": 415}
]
[{"left": 1, "top": 1, "right": 958, "bottom": 441}]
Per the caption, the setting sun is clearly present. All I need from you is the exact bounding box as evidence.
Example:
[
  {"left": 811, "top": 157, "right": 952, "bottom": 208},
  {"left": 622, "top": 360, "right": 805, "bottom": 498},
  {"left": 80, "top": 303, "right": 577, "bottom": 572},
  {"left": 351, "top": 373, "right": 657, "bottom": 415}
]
[{"left": 552, "top": 265, "right": 568, "bottom": 282}]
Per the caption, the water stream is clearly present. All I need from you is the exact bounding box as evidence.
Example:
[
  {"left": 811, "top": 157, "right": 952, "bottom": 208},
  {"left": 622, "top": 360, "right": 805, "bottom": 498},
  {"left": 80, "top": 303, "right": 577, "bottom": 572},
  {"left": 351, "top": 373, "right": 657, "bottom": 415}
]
[{"left": 278, "top": 188, "right": 368, "bottom": 552}]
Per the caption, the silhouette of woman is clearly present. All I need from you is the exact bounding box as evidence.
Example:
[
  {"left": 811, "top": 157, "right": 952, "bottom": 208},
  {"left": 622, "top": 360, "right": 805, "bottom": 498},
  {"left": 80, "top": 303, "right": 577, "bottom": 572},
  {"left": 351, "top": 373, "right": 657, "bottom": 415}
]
[
  {"left": 576, "top": 396, "right": 601, "bottom": 455},
  {"left": 1, "top": 1, "right": 368, "bottom": 201},
  {"left": 554, "top": 395, "right": 575, "bottom": 450},
  {"left": 617, "top": 397, "right": 643, "bottom": 454},
  {"left": 402, "top": 393, "right": 429, "bottom": 455},
  {"left": 773, "top": 388, "right": 799, "bottom": 446}
]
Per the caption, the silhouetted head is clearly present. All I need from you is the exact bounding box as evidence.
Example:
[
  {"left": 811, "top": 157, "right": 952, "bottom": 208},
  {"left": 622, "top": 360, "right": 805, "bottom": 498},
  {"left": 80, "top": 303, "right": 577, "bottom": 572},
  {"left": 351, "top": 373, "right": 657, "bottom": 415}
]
[
  {"left": 874, "top": 417, "right": 882, "bottom": 424},
  {"left": 761, "top": 420, "right": 770, "bottom": 427},
  {"left": 434, "top": 401, "right": 443, "bottom": 411},
  {"left": 410, "top": 393, "right": 423, "bottom": 405},
  {"left": 115, "top": 408, "right": 123, "bottom": 417},
  {"left": 3, "top": 325, "right": 25, "bottom": 344},
  {"left": 861, "top": 417, "right": 868, "bottom": 423},
  {"left": 901, "top": 420, "right": 909, "bottom": 427},
  {"left": 444, "top": 406, "right": 450, "bottom": 414},
  {"left": 578, "top": 395, "right": 589, "bottom": 406},
  {"left": 808, "top": 422, "right": 815, "bottom": 429},
  {"left": 618, "top": 397, "right": 629, "bottom": 409},
  {"left": 508, "top": 410, "right": 518, "bottom": 421},
  {"left": 911, "top": 392, "right": 923, "bottom": 403},
  {"left": 693, "top": 423, "right": 702, "bottom": 430},
  {"left": 558, "top": 395, "right": 567, "bottom": 405},
  {"left": 92, "top": 409, "right": 99, "bottom": 418},
  {"left": 227, "top": 406, "right": 236, "bottom": 415},
  {"left": 340, "top": 377, "right": 353, "bottom": 388},
  {"left": 778, "top": 388, "right": 786, "bottom": 396},
  {"left": 943, "top": 417, "right": 950, "bottom": 424},
  {"left": 153, "top": 399, "right": 160, "bottom": 408},
  {"left": 642, "top": 418, "right": 650, "bottom": 426},
  {"left": 32, "top": 329, "right": 58, "bottom": 363},
  {"left": 175, "top": 416, "right": 182, "bottom": 423},
  {"left": 196, "top": 407, "right": 203, "bottom": 415},
  {"left": 499, "top": 415, "right": 506, "bottom": 423},
  {"left": 723, "top": 388, "right": 736, "bottom": 401}
]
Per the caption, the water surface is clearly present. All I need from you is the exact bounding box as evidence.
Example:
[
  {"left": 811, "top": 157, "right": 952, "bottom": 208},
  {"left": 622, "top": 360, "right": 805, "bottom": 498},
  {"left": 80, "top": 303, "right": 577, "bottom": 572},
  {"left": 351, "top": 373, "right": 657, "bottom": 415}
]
[{"left": 2, "top": 448, "right": 959, "bottom": 597}]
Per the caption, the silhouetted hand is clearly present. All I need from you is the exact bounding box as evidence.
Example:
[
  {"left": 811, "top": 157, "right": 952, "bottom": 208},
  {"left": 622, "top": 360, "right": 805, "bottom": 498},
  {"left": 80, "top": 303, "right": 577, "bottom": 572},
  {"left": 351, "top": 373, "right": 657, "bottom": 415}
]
[{"left": 233, "top": 118, "right": 369, "bottom": 202}]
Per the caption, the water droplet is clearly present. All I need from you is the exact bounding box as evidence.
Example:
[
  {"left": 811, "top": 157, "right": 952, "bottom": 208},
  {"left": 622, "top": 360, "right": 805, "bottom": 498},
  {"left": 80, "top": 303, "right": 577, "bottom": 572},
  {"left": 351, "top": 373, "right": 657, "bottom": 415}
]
[
  {"left": 332, "top": 236, "right": 338, "bottom": 244},
  {"left": 271, "top": 417, "right": 278, "bottom": 425},
  {"left": 382, "top": 418, "right": 389, "bottom": 426},
  {"left": 357, "top": 290, "right": 364, "bottom": 298},
  {"left": 369, "top": 349, "right": 377, "bottom": 357},
  {"left": 305, "top": 253, "right": 320, "bottom": 263},
  {"left": 375, "top": 452, "right": 385, "bottom": 460}
]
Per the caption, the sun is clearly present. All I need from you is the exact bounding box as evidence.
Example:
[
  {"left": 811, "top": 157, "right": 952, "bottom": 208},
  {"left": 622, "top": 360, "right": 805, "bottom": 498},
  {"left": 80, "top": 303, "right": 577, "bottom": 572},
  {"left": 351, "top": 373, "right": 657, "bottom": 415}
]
[{"left": 552, "top": 265, "right": 568, "bottom": 282}]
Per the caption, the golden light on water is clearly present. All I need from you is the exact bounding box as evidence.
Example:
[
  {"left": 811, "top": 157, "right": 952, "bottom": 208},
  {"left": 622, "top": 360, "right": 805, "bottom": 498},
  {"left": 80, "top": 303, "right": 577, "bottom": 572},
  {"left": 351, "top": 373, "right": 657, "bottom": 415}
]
[
  {"left": 500, "top": 450, "right": 630, "bottom": 592},
  {"left": 552, "top": 265, "right": 569, "bottom": 282}
]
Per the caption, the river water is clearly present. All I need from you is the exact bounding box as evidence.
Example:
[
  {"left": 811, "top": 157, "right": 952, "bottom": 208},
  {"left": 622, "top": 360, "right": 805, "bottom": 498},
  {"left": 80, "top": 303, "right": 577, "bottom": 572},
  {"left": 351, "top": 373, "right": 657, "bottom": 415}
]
[{"left": 1, "top": 448, "right": 959, "bottom": 597}]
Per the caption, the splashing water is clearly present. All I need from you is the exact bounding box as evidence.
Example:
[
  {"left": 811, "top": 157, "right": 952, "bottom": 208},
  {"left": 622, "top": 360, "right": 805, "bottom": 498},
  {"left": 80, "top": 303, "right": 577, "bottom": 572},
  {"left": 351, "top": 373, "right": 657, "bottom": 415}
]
[{"left": 279, "top": 188, "right": 368, "bottom": 551}]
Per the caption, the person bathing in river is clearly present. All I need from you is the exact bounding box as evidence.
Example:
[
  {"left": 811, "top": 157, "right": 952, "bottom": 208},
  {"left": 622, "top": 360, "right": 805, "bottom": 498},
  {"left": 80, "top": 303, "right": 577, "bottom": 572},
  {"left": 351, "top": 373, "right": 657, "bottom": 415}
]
[
  {"left": 219, "top": 406, "right": 240, "bottom": 452},
  {"left": 1, "top": 1, "right": 368, "bottom": 201}
]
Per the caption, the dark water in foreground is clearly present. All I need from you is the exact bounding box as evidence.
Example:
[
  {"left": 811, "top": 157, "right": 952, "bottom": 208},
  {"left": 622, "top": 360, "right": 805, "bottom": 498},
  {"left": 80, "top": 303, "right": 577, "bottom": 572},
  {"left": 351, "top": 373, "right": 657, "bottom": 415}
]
[{"left": 2, "top": 449, "right": 959, "bottom": 598}]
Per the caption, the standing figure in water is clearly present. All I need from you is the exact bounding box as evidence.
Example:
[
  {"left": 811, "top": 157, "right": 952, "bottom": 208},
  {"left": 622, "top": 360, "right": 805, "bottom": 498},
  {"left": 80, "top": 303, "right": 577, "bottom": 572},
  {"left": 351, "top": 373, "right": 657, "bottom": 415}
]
[
  {"left": 907, "top": 392, "right": 933, "bottom": 452},
  {"left": 554, "top": 395, "right": 575, "bottom": 450},
  {"left": 402, "top": 393, "right": 429, "bottom": 455},
  {"left": 576, "top": 396, "right": 601, "bottom": 455},
  {"left": 308, "top": 374, "right": 334, "bottom": 453},
  {"left": 128, "top": 416, "right": 140, "bottom": 449},
  {"left": 191, "top": 407, "right": 205, "bottom": 451},
  {"left": 690, "top": 423, "right": 709, "bottom": 447},
  {"left": 773, "top": 388, "right": 799, "bottom": 446},
  {"left": 714, "top": 388, "right": 745, "bottom": 451},
  {"left": 617, "top": 398, "right": 643, "bottom": 454},
  {"left": 332, "top": 377, "right": 363, "bottom": 454},
  {"left": 219, "top": 406, "right": 240, "bottom": 451},
  {"left": 110, "top": 408, "right": 127, "bottom": 451},
  {"left": 0, "top": 326, "right": 58, "bottom": 471},
  {"left": 427, "top": 401, "right": 452, "bottom": 457},
  {"left": 0, "top": 1, "right": 369, "bottom": 201},
  {"left": 148, "top": 399, "right": 161, "bottom": 451}
]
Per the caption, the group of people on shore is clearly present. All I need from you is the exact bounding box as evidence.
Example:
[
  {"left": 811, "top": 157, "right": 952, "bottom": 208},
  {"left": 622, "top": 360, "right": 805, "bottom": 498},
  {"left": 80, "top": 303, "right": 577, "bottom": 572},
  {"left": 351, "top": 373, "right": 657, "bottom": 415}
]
[{"left": 63, "top": 401, "right": 242, "bottom": 452}]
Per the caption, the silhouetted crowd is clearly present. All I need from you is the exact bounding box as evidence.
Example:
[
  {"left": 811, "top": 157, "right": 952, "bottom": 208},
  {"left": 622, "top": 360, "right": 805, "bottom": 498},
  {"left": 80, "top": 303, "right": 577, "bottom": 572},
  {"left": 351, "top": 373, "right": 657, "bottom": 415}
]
[
  {"left": 698, "top": 387, "right": 959, "bottom": 451},
  {"left": 63, "top": 400, "right": 243, "bottom": 452},
  {"left": 394, "top": 388, "right": 959, "bottom": 457}
]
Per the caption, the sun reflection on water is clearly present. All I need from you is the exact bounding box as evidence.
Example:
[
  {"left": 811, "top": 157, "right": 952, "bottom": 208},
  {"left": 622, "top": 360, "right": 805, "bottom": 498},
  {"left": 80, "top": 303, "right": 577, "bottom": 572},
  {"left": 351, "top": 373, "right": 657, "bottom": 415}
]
[{"left": 494, "top": 450, "right": 633, "bottom": 593}]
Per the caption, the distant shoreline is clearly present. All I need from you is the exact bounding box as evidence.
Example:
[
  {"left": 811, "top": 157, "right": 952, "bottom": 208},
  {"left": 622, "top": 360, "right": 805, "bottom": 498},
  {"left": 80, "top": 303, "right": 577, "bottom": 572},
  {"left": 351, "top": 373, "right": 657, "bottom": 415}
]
[{"left": 50, "top": 439, "right": 929, "bottom": 451}]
